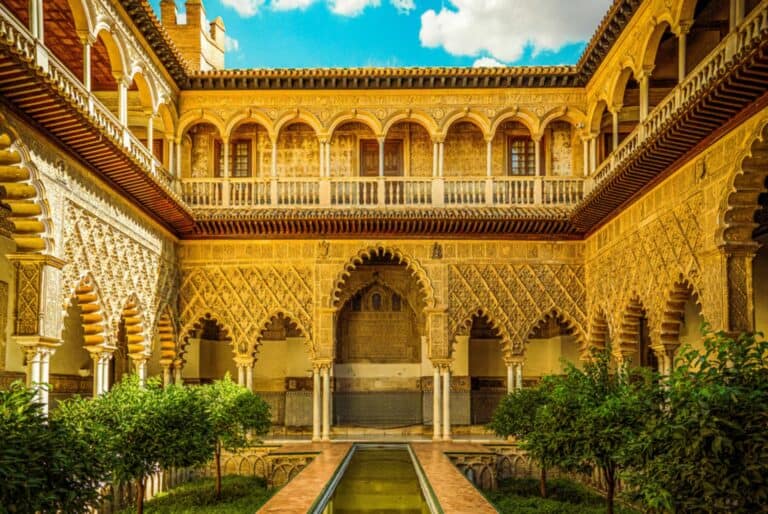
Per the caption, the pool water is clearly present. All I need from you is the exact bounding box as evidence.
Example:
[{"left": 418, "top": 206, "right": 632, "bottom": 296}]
[{"left": 321, "top": 447, "right": 431, "bottom": 514}]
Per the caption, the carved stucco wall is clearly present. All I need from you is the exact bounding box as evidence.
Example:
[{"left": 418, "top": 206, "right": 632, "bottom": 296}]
[
  {"left": 6, "top": 110, "right": 178, "bottom": 363},
  {"left": 179, "top": 240, "right": 586, "bottom": 363},
  {"left": 584, "top": 106, "right": 768, "bottom": 345}
]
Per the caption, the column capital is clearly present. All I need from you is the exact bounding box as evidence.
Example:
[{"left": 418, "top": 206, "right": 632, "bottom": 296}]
[
  {"left": 675, "top": 20, "right": 693, "bottom": 36},
  {"left": 14, "top": 335, "right": 60, "bottom": 350},
  {"left": 431, "top": 358, "right": 452, "bottom": 370},
  {"left": 638, "top": 66, "right": 654, "bottom": 80},
  {"left": 313, "top": 359, "right": 333, "bottom": 370},
  {"left": 234, "top": 355, "right": 255, "bottom": 367},
  {"left": 6, "top": 252, "right": 65, "bottom": 269}
]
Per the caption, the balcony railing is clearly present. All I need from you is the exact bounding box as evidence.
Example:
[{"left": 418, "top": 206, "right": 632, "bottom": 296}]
[
  {"left": 181, "top": 176, "right": 585, "bottom": 210},
  {"left": 590, "top": 1, "right": 768, "bottom": 189},
  {"left": 0, "top": 4, "right": 173, "bottom": 191}
]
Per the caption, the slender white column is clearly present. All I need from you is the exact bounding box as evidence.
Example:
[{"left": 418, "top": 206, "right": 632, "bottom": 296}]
[
  {"left": 731, "top": 0, "right": 745, "bottom": 28},
  {"left": 237, "top": 364, "right": 245, "bottom": 386},
  {"left": 162, "top": 366, "right": 172, "bottom": 387},
  {"left": 39, "top": 350, "right": 51, "bottom": 413},
  {"left": 322, "top": 366, "right": 330, "bottom": 441},
  {"left": 29, "top": 0, "right": 44, "bottom": 41},
  {"left": 98, "top": 353, "right": 110, "bottom": 395},
  {"left": 378, "top": 138, "right": 385, "bottom": 177},
  {"left": 432, "top": 366, "right": 441, "bottom": 440},
  {"left": 118, "top": 79, "right": 128, "bottom": 127},
  {"left": 136, "top": 359, "right": 148, "bottom": 386},
  {"left": 432, "top": 142, "right": 438, "bottom": 177},
  {"left": 506, "top": 363, "right": 514, "bottom": 394},
  {"left": 611, "top": 109, "right": 619, "bottom": 152},
  {"left": 639, "top": 72, "right": 650, "bottom": 122},
  {"left": 534, "top": 137, "right": 542, "bottom": 176},
  {"left": 438, "top": 142, "right": 445, "bottom": 177},
  {"left": 326, "top": 142, "right": 331, "bottom": 176},
  {"left": 312, "top": 367, "right": 321, "bottom": 441},
  {"left": 486, "top": 139, "right": 492, "bottom": 177},
  {"left": 515, "top": 362, "right": 524, "bottom": 390},
  {"left": 91, "top": 353, "right": 100, "bottom": 397},
  {"left": 82, "top": 40, "right": 92, "bottom": 91},
  {"left": 319, "top": 141, "right": 325, "bottom": 177},
  {"left": 174, "top": 363, "right": 183, "bottom": 386},
  {"left": 442, "top": 367, "right": 451, "bottom": 441},
  {"left": 246, "top": 365, "right": 253, "bottom": 392},
  {"left": 146, "top": 115, "right": 154, "bottom": 154},
  {"left": 582, "top": 139, "right": 589, "bottom": 176},
  {"left": 589, "top": 137, "right": 597, "bottom": 173}
]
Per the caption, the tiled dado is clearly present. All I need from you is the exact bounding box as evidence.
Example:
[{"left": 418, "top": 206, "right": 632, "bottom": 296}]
[{"left": 256, "top": 442, "right": 497, "bottom": 514}]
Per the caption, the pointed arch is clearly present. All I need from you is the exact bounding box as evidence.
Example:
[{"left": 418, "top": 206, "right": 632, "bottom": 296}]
[
  {"left": 382, "top": 110, "right": 439, "bottom": 139},
  {"left": 326, "top": 110, "right": 383, "bottom": 138},
  {"left": 457, "top": 308, "right": 512, "bottom": 354},
  {"left": 179, "top": 312, "right": 232, "bottom": 363},
  {"left": 718, "top": 116, "right": 768, "bottom": 245},
  {"left": 274, "top": 109, "right": 323, "bottom": 138},
  {"left": 329, "top": 245, "right": 435, "bottom": 311},
  {"left": 489, "top": 107, "right": 539, "bottom": 139},
  {"left": 224, "top": 109, "right": 275, "bottom": 140},
  {"left": 616, "top": 294, "right": 651, "bottom": 362},
  {"left": 253, "top": 310, "right": 313, "bottom": 358},
  {"left": 526, "top": 308, "right": 586, "bottom": 348}
]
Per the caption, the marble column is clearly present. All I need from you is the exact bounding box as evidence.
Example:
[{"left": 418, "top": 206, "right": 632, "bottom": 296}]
[
  {"left": 486, "top": 139, "right": 492, "bottom": 177},
  {"left": 432, "top": 365, "right": 441, "bottom": 440},
  {"left": 506, "top": 363, "right": 514, "bottom": 394},
  {"left": 135, "top": 358, "right": 148, "bottom": 386},
  {"left": 162, "top": 365, "right": 172, "bottom": 387},
  {"left": 82, "top": 39, "right": 92, "bottom": 91},
  {"left": 118, "top": 79, "right": 128, "bottom": 127},
  {"left": 378, "top": 138, "right": 385, "bottom": 177},
  {"left": 611, "top": 109, "right": 619, "bottom": 151},
  {"left": 312, "top": 366, "right": 321, "bottom": 441},
  {"left": 534, "top": 137, "right": 542, "bottom": 176},
  {"left": 246, "top": 364, "right": 253, "bottom": 392},
  {"left": 515, "top": 362, "right": 524, "bottom": 390},
  {"left": 639, "top": 72, "right": 651, "bottom": 122},
  {"left": 173, "top": 359, "right": 184, "bottom": 385},
  {"left": 442, "top": 366, "right": 451, "bottom": 441},
  {"left": 322, "top": 366, "right": 331, "bottom": 441}
]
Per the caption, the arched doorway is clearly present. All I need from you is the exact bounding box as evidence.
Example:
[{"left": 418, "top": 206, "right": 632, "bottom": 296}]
[
  {"left": 466, "top": 314, "right": 504, "bottom": 425},
  {"left": 525, "top": 312, "right": 583, "bottom": 380},
  {"left": 181, "top": 315, "right": 235, "bottom": 385},
  {"left": 253, "top": 313, "right": 312, "bottom": 427},
  {"left": 333, "top": 251, "right": 428, "bottom": 428}
]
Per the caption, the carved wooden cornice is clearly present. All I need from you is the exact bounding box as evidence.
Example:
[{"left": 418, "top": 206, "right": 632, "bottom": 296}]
[{"left": 186, "top": 207, "right": 581, "bottom": 238}]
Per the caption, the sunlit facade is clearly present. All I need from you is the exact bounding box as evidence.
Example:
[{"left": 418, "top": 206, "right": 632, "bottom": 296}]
[{"left": 0, "top": 0, "right": 766, "bottom": 444}]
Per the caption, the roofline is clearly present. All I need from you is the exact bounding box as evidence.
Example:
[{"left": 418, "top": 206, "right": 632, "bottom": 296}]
[{"left": 120, "top": 0, "right": 641, "bottom": 90}]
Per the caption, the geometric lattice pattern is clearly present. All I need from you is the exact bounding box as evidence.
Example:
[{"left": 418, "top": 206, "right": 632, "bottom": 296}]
[
  {"left": 448, "top": 263, "right": 586, "bottom": 353},
  {"left": 61, "top": 201, "right": 177, "bottom": 345},
  {"left": 179, "top": 265, "right": 314, "bottom": 354}
]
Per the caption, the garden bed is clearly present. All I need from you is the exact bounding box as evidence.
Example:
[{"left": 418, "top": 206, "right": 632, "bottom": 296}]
[
  {"left": 117, "top": 475, "right": 274, "bottom": 514},
  {"left": 485, "top": 477, "right": 640, "bottom": 514}
]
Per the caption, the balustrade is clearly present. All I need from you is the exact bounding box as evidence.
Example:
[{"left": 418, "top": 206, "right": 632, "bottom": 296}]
[
  {"left": 0, "top": 4, "right": 173, "bottom": 191},
  {"left": 181, "top": 176, "right": 586, "bottom": 209},
  {"left": 590, "top": 1, "right": 766, "bottom": 191}
]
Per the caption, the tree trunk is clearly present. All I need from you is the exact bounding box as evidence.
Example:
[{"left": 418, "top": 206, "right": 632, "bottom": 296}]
[
  {"left": 136, "top": 476, "right": 145, "bottom": 514},
  {"left": 605, "top": 469, "right": 615, "bottom": 514},
  {"left": 215, "top": 442, "right": 222, "bottom": 500},
  {"left": 539, "top": 466, "right": 548, "bottom": 498}
]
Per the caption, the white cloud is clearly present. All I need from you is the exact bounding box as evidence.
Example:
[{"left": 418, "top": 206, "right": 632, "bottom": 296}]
[
  {"left": 224, "top": 34, "right": 240, "bottom": 52},
  {"left": 420, "top": 0, "right": 610, "bottom": 63},
  {"left": 271, "top": 0, "right": 315, "bottom": 10},
  {"left": 473, "top": 56, "right": 506, "bottom": 68},
  {"left": 391, "top": 0, "right": 415, "bottom": 14},
  {"left": 329, "top": 0, "right": 380, "bottom": 16},
  {"left": 220, "top": 0, "right": 265, "bottom": 17}
]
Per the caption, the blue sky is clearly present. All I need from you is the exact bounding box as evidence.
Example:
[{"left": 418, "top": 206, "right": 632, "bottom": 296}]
[{"left": 150, "top": 1, "right": 611, "bottom": 69}]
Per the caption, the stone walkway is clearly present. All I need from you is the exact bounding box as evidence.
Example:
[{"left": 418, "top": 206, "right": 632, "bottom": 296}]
[{"left": 256, "top": 441, "right": 497, "bottom": 514}]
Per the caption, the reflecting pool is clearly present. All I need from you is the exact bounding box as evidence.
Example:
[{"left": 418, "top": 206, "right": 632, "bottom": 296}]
[{"left": 316, "top": 445, "right": 437, "bottom": 514}]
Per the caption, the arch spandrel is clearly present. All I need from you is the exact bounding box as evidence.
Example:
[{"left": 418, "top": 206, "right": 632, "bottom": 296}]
[
  {"left": 326, "top": 110, "right": 384, "bottom": 138},
  {"left": 176, "top": 110, "right": 227, "bottom": 140},
  {"left": 224, "top": 109, "right": 276, "bottom": 140},
  {"left": 382, "top": 110, "right": 439, "bottom": 139}
]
